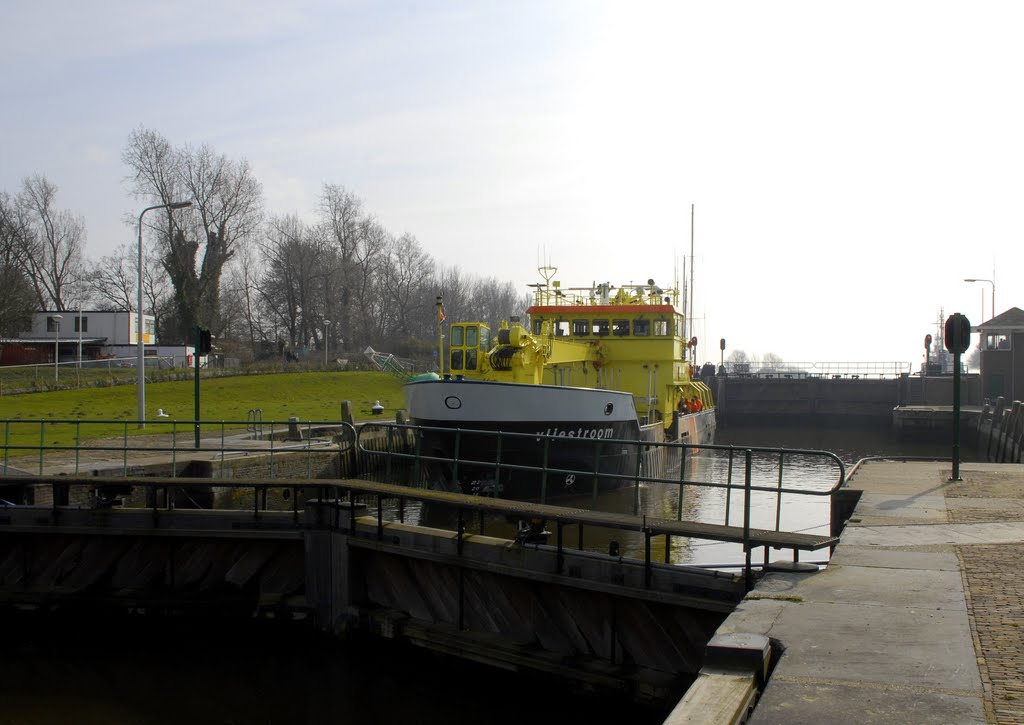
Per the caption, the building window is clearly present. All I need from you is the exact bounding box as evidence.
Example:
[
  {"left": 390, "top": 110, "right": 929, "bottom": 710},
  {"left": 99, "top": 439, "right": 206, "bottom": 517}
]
[
  {"left": 74, "top": 316, "right": 88, "bottom": 333},
  {"left": 46, "top": 316, "right": 61, "bottom": 332},
  {"left": 985, "top": 334, "right": 1011, "bottom": 350}
]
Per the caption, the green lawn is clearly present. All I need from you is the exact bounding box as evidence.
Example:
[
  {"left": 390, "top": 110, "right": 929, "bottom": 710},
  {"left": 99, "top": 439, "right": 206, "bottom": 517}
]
[{"left": 0, "top": 370, "right": 405, "bottom": 447}]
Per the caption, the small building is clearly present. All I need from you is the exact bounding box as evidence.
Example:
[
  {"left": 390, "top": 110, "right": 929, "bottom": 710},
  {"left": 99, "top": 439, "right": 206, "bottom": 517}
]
[
  {"left": 975, "top": 307, "right": 1024, "bottom": 403},
  {"left": 1, "top": 311, "right": 157, "bottom": 366}
]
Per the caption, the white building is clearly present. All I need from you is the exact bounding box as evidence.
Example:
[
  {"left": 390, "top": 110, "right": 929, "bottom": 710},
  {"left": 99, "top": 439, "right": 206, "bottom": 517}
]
[{"left": 2, "top": 311, "right": 197, "bottom": 368}]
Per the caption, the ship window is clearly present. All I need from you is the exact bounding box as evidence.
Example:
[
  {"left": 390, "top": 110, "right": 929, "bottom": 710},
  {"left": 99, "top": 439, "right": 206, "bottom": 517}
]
[
  {"left": 465, "top": 349, "right": 477, "bottom": 370},
  {"left": 450, "top": 350, "right": 464, "bottom": 370},
  {"left": 480, "top": 327, "right": 491, "bottom": 350},
  {"left": 553, "top": 320, "right": 569, "bottom": 337},
  {"left": 466, "top": 326, "right": 478, "bottom": 348},
  {"left": 572, "top": 319, "right": 589, "bottom": 336},
  {"left": 592, "top": 319, "right": 610, "bottom": 337},
  {"left": 613, "top": 319, "right": 629, "bottom": 336},
  {"left": 633, "top": 319, "right": 650, "bottom": 337},
  {"left": 654, "top": 319, "right": 670, "bottom": 336},
  {"left": 532, "top": 319, "right": 543, "bottom": 335},
  {"left": 451, "top": 326, "right": 464, "bottom": 347}
]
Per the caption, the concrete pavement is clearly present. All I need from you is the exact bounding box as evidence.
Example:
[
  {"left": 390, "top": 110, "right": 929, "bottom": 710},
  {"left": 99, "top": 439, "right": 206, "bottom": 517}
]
[{"left": 714, "top": 460, "right": 1024, "bottom": 724}]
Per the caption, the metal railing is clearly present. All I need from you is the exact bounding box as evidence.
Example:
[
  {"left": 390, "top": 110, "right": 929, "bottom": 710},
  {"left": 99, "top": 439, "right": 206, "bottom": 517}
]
[
  {"left": 0, "top": 417, "right": 357, "bottom": 479},
  {"left": 353, "top": 421, "right": 845, "bottom": 583},
  {"left": 725, "top": 361, "right": 912, "bottom": 379}
]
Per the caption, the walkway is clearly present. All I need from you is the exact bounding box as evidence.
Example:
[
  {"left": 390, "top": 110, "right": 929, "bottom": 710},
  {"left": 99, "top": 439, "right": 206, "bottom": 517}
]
[{"left": 700, "top": 460, "right": 1024, "bottom": 724}]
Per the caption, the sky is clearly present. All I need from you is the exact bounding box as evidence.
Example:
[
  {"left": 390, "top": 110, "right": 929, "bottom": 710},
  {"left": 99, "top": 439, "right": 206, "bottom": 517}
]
[{"left": 2, "top": 0, "right": 1021, "bottom": 368}]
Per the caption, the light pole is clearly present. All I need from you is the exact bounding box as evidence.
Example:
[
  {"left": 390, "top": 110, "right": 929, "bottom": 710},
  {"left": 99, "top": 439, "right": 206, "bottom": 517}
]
[
  {"left": 138, "top": 200, "right": 192, "bottom": 428},
  {"left": 324, "top": 319, "right": 331, "bottom": 366},
  {"left": 52, "top": 314, "right": 63, "bottom": 383},
  {"left": 964, "top": 278, "right": 995, "bottom": 322}
]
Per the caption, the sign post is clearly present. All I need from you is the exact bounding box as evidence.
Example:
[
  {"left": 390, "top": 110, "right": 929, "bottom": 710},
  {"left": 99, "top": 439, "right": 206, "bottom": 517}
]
[{"left": 944, "top": 313, "right": 970, "bottom": 481}]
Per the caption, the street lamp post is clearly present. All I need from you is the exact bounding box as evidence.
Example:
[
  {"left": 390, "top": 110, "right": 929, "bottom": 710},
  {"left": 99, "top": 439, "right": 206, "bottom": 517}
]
[
  {"left": 324, "top": 319, "right": 331, "bottom": 366},
  {"left": 52, "top": 314, "right": 63, "bottom": 383},
  {"left": 964, "top": 278, "right": 995, "bottom": 322},
  {"left": 138, "top": 200, "right": 192, "bottom": 428}
]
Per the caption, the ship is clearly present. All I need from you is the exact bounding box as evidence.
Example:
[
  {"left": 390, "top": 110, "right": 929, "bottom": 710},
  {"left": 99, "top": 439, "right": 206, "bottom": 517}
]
[{"left": 401, "top": 265, "right": 717, "bottom": 501}]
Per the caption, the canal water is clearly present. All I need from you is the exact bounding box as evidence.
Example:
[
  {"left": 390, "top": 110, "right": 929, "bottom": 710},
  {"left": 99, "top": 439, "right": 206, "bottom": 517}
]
[{"left": 0, "top": 425, "right": 969, "bottom": 724}]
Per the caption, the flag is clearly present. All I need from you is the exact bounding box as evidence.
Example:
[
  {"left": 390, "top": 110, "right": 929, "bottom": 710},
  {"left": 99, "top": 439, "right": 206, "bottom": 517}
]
[{"left": 438, "top": 305, "right": 445, "bottom": 323}]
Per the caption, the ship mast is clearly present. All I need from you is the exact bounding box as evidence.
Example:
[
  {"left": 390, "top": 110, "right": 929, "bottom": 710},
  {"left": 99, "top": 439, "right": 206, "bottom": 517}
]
[{"left": 687, "top": 204, "right": 695, "bottom": 358}]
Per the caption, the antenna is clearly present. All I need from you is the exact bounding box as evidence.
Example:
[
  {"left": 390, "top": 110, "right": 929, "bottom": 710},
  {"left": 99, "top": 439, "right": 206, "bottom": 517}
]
[{"left": 689, "top": 203, "right": 695, "bottom": 348}]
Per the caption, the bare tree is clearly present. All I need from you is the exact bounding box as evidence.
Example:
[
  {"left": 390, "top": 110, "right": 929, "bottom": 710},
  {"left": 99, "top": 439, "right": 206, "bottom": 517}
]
[
  {"left": 381, "top": 233, "right": 435, "bottom": 338},
  {"left": 258, "top": 214, "right": 325, "bottom": 351},
  {"left": 122, "top": 127, "right": 263, "bottom": 342},
  {"left": 83, "top": 243, "right": 135, "bottom": 311},
  {"left": 11, "top": 175, "right": 86, "bottom": 310},
  {"left": 318, "top": 184, "right": 364, "bottom": 349},
  {"left": 0, "top": 192, "right": 35, "bottom": 335}
]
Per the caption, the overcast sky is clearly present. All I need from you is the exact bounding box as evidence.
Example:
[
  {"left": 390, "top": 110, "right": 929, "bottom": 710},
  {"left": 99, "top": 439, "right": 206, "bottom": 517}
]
[{"left": 2, "top": 1, "right": 1020, "bottom": 367}]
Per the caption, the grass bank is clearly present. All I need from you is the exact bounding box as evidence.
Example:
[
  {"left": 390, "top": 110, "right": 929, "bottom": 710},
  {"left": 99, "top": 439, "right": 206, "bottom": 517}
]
[{"left": 0, "top": 371, "right": 405, "bottom": 447}]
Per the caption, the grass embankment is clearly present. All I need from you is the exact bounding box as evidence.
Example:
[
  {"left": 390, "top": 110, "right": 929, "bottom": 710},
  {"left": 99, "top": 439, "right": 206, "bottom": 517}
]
[{"left": 0, "top": 371, "right": 404, "bottom": 448}]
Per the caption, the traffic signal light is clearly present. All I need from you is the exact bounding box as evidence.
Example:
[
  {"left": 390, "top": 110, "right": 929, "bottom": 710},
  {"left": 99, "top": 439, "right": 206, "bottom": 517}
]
[
  {"left": 944, "top": 314, "right": 971, "bottom": 354},
  {"left": 199, "top": 329, "right": 212, "bottom": 354}
]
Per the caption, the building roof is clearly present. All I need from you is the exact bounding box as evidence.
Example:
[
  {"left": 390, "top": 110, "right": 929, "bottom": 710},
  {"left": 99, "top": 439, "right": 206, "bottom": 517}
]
[{"left": 977, "top": 307, "right": 1024, "bottom": 332}]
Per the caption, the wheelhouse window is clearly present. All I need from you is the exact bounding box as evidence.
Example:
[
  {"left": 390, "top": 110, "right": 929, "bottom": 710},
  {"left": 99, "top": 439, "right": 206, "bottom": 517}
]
[
  {"left": 612, "top": 319, "right": 630, "bottom": 336},
  {"left": 592, "top": 319, "right": 610, "bottom": 337},
  {"left": 450, "top": 349, "right": 464, "bottom": 370},
  {"left": 572, "top": 320, "right": 590, "bottom": 336},
  {"left": 553, "top": 320, "right": 570, "bottom": 337},
  {"left": 654, "top": 319, "right": 670, "bottom": 336},
  {"left": 479, "top": 327, "right": 491, "bottom": 350},
  {"left": 466, "top": 325, "right": 478, "bottom": 348},
  {"left": 633, "top": 319, "right": 650, "bottom": 337},
  {"left": 465, "top": 349, "right": 477, "bottom": 370},
  {"left": 451, "top": 326, "right": 464, "bottom": 347},
  {"left": 532, "top": 319, "right": 544, "bottom": 335}
]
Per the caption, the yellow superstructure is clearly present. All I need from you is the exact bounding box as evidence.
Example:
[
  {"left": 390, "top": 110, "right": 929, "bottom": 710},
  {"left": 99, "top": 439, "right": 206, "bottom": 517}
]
[{"left": 443, "top": 272, "right": 714, "bottom": 438}]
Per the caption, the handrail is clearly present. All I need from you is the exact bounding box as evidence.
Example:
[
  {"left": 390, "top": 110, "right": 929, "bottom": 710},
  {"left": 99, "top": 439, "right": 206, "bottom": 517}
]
[
  {"left": 353, "top": 421, "right": 845, "bottom": 585},
  {"left": 0, "top": 416, "right": 844, "bottom": 586},
  {"left": 1, "top": 472, "right": 833, "bottom": 591},
  {"left": 0, "top": 417, "right": 358, "bottom": 478},
  {"left": 722, "top": 361, "right": 912, "bottom": 379}
]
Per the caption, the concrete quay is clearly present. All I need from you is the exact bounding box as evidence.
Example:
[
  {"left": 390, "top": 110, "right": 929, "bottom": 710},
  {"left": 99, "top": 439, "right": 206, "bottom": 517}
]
[{"left": 670, "top": 460, "right": 1024, "bottom": 725}]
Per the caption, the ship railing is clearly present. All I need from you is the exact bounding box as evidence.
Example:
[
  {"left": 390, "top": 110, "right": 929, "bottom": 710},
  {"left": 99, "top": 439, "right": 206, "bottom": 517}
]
[{"left": 354, "top": 421, "right": 844, "bottom": 585}]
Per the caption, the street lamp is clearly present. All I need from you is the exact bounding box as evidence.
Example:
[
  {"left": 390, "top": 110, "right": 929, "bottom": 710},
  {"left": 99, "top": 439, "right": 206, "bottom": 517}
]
[
  {"left": 138, "top": 200, "right": 192, "bottom": 428},
  {"left": 324, "top": 319, "right": 331, "bottom": 366},
  {"left": 52, "top": 314, "right": 63, "bottom": 383},
  {"left": 964, "top": 278, "right": 995, "bottom": 323}
]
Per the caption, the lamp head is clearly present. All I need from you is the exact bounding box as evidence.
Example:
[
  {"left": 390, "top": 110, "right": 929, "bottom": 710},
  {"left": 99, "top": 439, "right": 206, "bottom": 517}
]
[{"left": 168, "top": 200, "right": 192, "bottom": 210}]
